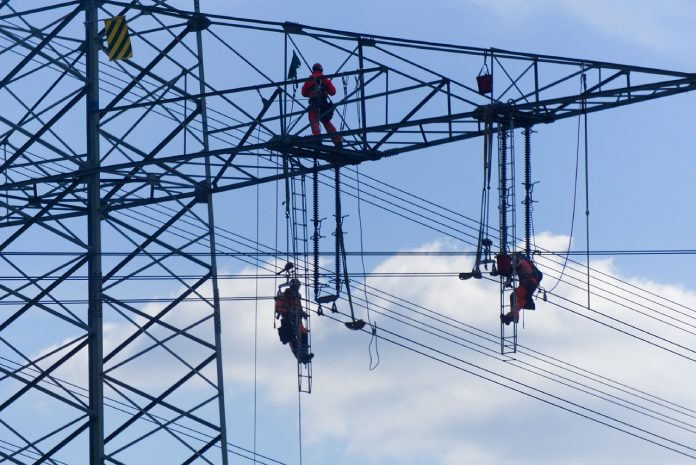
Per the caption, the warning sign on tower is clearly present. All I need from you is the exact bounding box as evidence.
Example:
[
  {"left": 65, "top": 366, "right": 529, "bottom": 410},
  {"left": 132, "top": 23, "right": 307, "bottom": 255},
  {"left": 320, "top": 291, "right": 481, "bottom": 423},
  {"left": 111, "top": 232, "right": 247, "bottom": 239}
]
[{"left": 104, "top": 16, "right": 133, "bottom": 61}]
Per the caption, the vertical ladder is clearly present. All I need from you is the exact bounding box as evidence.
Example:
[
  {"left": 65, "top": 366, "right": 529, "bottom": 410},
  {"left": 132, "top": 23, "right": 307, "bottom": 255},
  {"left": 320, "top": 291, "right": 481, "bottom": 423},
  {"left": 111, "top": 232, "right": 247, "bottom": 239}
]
[
  {"left": 498, "top": 124, "right": 518, "bottom": 355},
  {"left": 289, "top": 162, "right": 312, "bottom": 393}
]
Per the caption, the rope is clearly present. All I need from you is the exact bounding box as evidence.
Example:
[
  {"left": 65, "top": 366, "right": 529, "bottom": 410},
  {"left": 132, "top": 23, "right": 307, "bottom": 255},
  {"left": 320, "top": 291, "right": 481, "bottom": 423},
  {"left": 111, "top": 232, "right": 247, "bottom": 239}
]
[
  {"left": 583, "top": 72, "right": 591, "bottom": 311},
  {"left": 340, "top": 75, "right": 349, "bottom": 132},
  {"left": 546, "top": 75, "right": 584, "bottom": 294},
  {"left": 297, "top": 389, "right": 303, "bottom": 465},
  {"left": 356, "top": 166, "right": 379, "bottom": 369},
  {"left": 274, "top": 154, "right": 280, "bottom": 321},
  {"left": 283, "top": 159, "right": 291, "bottom": 265},
  {"left": 334, "top": 167, "right": 342, "bottom": 296},
  {"left": 473, "top": 114, "right": 490, "bottom": 272},
  {"left": 253, "top": 145, "right": 260, "bottom": 464}
]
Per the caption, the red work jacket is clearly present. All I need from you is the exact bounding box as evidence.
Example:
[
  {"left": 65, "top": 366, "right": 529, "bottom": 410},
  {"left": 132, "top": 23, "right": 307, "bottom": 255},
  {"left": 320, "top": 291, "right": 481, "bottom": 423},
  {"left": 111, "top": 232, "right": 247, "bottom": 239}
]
[
  {"left": 517, "top": 258, "right": 539, "bottom": 292},
  {"left": 275, "top": 288, "right": 302, "bottom": 317},
  {"left": 301, "top": 71, "right": 336, "bottom": 103}
]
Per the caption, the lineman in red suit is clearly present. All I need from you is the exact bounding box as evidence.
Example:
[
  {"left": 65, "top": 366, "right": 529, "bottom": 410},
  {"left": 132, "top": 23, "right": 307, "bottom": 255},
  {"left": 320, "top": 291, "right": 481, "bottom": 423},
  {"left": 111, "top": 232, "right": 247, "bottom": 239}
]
[
  {"left": 501, "top": 253, "right": 541, "bottom": 325},
  {"left": 274, "top": 279, "right": 314, "bottom": 363},
  {"left": 301, "top": 63, "right": 342, "bottom": 147}
]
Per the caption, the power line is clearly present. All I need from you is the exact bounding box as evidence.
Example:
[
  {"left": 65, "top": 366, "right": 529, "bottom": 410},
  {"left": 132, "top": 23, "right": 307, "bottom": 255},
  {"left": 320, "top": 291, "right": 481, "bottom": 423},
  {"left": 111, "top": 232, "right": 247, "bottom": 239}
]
[
  {"left": 338, "top": 288, "right": 696, "bottom": 434},
  {"left": 6, "top": 141, "right": 696, "bottom": 464},
  {"left": 321, "top": 311, "right": 696, "bottom": 461},
  {"left": 5, "top": 32, "right": 696, "bottom": 462},
  {"left": 6, "top": 109, "right": 696, "bottom": 374},
  {"left": 0, "top": 357, "right": 288, "bottom": 465},
  {"left": 2, "top": 248, "right": 695, "bottom": 257},
  {"left": 155, "top": 199, "right": 696, "bottom": 454},
  {"left": 119, "top": 176, "right": 696, "bottom": 384}
]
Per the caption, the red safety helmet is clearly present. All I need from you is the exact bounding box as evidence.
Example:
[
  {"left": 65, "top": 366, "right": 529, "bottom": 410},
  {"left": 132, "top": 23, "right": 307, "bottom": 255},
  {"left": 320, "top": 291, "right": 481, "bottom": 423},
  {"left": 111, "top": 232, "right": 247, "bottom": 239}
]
[{"left": 312, "top": 63, "right": 323, "bottom": 72}]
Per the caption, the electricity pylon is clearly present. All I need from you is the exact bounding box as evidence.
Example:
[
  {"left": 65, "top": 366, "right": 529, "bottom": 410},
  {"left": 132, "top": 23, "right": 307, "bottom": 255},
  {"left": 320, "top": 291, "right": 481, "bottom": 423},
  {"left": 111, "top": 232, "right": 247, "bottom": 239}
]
[{"left": 1, "top": 1, "right": 696, "bottom": 463}]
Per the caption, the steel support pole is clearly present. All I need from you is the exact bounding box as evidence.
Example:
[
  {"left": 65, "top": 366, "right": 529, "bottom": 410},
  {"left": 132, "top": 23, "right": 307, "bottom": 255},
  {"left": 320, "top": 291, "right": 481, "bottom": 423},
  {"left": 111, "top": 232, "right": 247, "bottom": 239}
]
[
  {"left": 357, "top": 43, "right": 368, "bottom": 150},
  {"left": 193, "top": 2, "right": 230, "bottom": 463},
  {"left": 85, "top": 0, "right": 104, "bottom": 463}
]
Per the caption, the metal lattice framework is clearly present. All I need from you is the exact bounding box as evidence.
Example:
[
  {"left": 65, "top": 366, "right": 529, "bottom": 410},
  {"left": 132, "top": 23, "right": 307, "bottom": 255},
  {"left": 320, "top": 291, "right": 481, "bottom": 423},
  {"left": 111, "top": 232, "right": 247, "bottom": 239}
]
[{"left": 1, "top": 1, "right": 696, "bottom": 463}]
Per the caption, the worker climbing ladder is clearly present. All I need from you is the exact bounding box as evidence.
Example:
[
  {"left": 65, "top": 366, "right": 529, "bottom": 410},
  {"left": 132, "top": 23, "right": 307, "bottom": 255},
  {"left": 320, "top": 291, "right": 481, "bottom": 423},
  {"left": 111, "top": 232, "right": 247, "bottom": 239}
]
[
  {"left": 287, "top": 159, "right": 313, "bottom": 393},
  {"left": 498, "top": 124, "right": 518, "bottom": 354}
]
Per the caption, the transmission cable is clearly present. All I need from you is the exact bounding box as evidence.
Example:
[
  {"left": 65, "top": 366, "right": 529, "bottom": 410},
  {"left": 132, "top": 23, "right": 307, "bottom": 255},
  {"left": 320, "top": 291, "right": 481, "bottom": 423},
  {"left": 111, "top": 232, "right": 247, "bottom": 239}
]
[
  {"left": 331, "top": 166, "right": 696, "bottom": 330},
  {"left": 166, "top": 212, "right": 696, "bottom": 430},
  {"left": 107, "top": 190, "right": 696, "bottom": 454},
  {"left": 0, "top": 357, "right": 287, "bottom": 465},
  {"left": 318, "top": 310, "right": 696, "bottom": 461},
  {"left": 582, "top": 72, "right": 591, "bottom": 310},
  {"left": 337, "top": 287, "right": 696, "bottom": 433},
  {"left": 8, "top": 24, "right": 696, "bottom": 460}
]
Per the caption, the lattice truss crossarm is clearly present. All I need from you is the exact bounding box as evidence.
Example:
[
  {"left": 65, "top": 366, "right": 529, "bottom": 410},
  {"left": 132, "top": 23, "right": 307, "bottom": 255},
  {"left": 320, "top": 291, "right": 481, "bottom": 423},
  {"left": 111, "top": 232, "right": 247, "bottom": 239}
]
[
  {"left": 1, "top": 1, "right": 696, "bottom": 464},
  {"left": 2, "top": 5, "right": 696, "bottom": 212}
]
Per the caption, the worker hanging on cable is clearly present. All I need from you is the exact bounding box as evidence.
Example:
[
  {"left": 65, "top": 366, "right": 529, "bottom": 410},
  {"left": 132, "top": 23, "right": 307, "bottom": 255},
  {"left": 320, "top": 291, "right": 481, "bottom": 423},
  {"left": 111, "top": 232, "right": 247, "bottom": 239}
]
[
  {"left": 500, "top": 253, "right": 543, "bottom": 325},
  {"left": 301, "top": 63, "right": 342, "bottom": 148},
  {"left": 275, "top": 278, "right": 314, "bottom": 363}
]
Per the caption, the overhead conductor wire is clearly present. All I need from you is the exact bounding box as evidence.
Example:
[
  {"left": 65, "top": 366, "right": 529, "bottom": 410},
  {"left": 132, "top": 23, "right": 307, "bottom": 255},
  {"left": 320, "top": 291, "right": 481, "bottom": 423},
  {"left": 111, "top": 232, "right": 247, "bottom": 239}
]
[
  {"left": 5, "top": 20, "right": 696, "bottom": 461},
  {"left": 253, "top": 129, "right": 261, "bottom": 464}
]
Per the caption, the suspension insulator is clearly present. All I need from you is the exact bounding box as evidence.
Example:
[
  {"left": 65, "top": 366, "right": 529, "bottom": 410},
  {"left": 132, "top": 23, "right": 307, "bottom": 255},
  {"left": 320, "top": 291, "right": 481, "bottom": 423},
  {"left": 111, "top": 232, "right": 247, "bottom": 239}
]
[
  {"left": 524, "top": 128, "right": 532, "bottom": 258},
  {"left": 499, "top": 126, "right": 508, "bottom": 251},
  {"left": 334, "top": 166, "right": 341, "bottom": 295},
  {"left": 313, "top": 160, "right": 319, "bottom": 299}
]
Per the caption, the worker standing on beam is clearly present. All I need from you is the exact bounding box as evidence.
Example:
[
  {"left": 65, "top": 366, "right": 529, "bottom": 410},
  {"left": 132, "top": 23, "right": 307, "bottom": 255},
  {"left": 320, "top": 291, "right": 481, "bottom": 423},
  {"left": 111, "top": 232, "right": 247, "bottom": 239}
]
[{"left": 301, "top": 63, "right": 342, "bottom": 148}]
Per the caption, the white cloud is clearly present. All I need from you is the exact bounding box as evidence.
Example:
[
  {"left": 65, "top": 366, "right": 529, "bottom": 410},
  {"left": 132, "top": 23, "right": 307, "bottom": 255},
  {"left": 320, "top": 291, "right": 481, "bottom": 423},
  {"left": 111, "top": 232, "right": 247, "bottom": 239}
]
[
  {"left": 21, "top": 235, "right": 696, "bottom": 465},
  {"left": 465, "top": 0, "right": 696, "bottom": 62},
  {"left": 273, "top": 237, "right": 696, "bottom": 465}
]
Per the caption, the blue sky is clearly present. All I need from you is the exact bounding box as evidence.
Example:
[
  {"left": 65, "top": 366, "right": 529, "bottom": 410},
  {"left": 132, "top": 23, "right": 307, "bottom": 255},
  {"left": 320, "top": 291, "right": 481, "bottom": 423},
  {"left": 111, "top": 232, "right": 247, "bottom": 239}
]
[
  {"left": 4, "top": 1, "right": 696, "bottom": 464},
  {"left": 183, "top": 1, "right": 696, "bottom": 465}
]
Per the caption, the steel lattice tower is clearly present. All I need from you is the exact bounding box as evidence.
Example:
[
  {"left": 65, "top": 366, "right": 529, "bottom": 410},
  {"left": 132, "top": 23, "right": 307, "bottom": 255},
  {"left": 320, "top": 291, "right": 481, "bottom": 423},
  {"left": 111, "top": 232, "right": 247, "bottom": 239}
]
[{"left": 2, "top": 1, "right": 696, "bottom": 463}]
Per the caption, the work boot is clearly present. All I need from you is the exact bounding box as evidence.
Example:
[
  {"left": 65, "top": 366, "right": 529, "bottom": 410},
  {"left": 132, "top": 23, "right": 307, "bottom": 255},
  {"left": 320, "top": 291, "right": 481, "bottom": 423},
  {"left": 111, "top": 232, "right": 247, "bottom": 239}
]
[
  {"left": 500, "top": 313, "right": 513, "bottom": 326},
  {"left": 298, "top": 344, "right": 314, "bottom": 363}
]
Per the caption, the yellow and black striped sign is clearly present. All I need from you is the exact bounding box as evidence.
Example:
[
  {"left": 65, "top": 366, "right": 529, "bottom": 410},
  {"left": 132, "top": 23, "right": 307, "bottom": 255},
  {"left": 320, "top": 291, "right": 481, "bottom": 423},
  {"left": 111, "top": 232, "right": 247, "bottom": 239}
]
[{"left": 104, "top": 16, "right": 133, "bottom": 61}]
